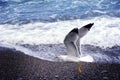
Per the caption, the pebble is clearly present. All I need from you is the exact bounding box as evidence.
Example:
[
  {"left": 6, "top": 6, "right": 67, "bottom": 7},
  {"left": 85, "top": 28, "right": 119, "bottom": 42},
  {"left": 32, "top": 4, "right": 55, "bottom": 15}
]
[
  {"left": 17, "top": 77, "right": 23, "bottom": 80},
  {"left": 43, "top": 77, "right": 46, "bottom": 80},
  {"left": 103, "top": 77, "right": 109, "bottom": 80},
  {"left": 101, "top": 70, "right": 108, "bottom": 74},
  {"left": 55, "top": 75, "right": 59, "bottom": 78}
]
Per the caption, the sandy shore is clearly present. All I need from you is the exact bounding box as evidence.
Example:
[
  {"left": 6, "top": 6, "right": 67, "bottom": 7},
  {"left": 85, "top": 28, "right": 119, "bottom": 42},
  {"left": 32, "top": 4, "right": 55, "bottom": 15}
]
[{"left": 0, "top": 47, "right": 120, "bottom": 80}]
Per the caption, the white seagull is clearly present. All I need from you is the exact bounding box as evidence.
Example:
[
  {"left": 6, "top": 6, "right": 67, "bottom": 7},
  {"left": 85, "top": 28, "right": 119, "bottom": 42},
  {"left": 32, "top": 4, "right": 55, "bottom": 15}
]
[{"left": 56, "top": 23, "right": 94, "bottom": 62}]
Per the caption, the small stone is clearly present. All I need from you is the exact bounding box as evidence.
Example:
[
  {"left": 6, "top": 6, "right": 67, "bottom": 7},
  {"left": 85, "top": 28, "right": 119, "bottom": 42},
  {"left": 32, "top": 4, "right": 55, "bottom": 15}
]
[
  {"left": 17, "top": 77, "right": 23, "bottom": 80},
  {"left": 55, "top": 75, "right": 59, "bottom": 78},
  {"left": 101, "top": 70, "right": 108, "bottom": 74},
  {"left": 49, "top": 45, "right": 52, "bottom": 47},
  {"left": 103, "top": 77, "right": 108, "bottom": 80},
  {"left": 43, "top": 77, "right": 46, "bottom": 80}
]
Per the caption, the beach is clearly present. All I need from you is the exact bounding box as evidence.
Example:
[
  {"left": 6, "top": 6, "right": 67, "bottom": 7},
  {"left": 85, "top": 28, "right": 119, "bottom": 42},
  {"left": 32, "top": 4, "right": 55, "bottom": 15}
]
[
  {"left": 0, "top": 47, "right": 120, "bottom": 80},
  {"left": 0, "top": 0, "right": 120, "bottom": 80}
]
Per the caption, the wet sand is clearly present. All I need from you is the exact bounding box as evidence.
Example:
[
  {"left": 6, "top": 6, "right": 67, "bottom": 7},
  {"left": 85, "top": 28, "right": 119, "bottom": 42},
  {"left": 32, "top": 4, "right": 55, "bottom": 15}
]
[{"left": 0, "top": 47, "right": 120, "bottom": 80}]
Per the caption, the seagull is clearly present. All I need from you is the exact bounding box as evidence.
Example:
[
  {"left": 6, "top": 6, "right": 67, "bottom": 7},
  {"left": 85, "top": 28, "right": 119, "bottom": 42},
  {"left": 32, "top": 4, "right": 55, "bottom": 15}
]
[{"left": 55, "top": 23, "right": 94, "bottom": 62}]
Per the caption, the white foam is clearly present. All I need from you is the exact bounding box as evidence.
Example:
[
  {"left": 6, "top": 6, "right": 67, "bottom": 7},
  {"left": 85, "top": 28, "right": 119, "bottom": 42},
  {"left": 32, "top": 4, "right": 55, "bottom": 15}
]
[
  {"left": 0, "top": 16, "right": 120, "bottom": 62},
  {"left": 0, "top": 16, "right": 120, "bottom": 48}
]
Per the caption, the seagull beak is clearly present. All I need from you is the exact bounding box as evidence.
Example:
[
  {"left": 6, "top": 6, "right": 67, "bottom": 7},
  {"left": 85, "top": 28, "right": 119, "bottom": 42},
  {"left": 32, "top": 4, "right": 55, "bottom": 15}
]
[{"left": 83, "top": 23, "right": 94, "bottom": 30}]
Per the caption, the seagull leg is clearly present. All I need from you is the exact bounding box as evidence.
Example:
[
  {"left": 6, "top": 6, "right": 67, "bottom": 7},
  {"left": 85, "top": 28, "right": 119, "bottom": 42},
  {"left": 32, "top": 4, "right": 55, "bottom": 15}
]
[{"left": 77, "top": 39, "right": 82, "bottom": 57}]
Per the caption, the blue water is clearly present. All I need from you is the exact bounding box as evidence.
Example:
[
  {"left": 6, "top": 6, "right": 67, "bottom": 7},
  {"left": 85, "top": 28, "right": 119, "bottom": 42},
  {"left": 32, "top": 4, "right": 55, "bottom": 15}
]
[{"left": 0, "top": 0, "right": 120, "bottom": 24}]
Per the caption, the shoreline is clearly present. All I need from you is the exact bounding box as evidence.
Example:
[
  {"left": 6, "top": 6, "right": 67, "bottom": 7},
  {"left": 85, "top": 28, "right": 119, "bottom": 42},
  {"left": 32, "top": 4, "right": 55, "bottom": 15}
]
[{"left": 0, "top": 47, "right": 120, "bottom": 80}]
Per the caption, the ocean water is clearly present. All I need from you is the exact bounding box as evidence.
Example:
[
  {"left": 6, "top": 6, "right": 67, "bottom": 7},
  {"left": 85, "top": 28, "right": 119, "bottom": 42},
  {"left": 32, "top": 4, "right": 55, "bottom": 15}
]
[{"left": 0, "top": 0, "right": 120, "bottom": 63}]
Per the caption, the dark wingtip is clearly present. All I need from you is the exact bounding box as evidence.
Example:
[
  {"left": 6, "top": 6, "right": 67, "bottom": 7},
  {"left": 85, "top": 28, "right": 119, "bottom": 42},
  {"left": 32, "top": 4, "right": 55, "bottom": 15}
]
[
  {"left": 71, "top": 28, "right": 78, "bottom": 34},
  {"left": 83, "top": 23, "right": 94, "bottom": 30}
]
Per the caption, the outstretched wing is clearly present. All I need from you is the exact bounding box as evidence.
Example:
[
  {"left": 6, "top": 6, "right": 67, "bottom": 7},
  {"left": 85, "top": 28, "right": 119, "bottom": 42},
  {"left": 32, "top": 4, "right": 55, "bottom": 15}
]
[{"left": 64, "top": 28, "right": 80, "bottom": 57}]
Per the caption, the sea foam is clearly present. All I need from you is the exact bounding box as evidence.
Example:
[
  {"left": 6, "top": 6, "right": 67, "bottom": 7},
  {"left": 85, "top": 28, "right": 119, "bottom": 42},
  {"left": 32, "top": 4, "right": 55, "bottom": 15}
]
[{"left": 0, "top": 16, "right": 120, "bottom": 62}]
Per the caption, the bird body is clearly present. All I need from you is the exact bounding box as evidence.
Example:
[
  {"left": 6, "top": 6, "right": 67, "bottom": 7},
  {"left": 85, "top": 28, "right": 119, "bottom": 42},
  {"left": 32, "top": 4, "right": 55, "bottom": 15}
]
[{"left": 56, "top": 23, "right": 94, "bottom": 62}]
